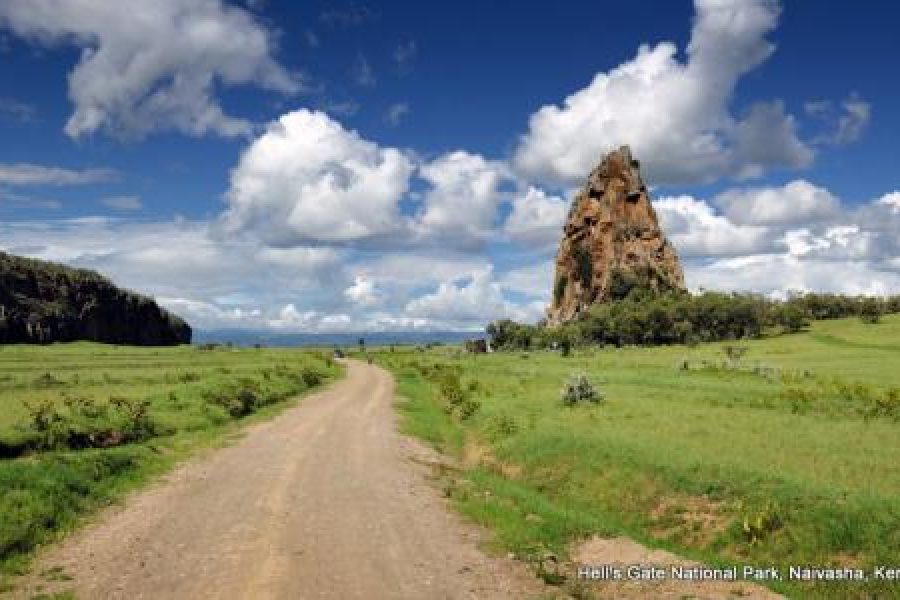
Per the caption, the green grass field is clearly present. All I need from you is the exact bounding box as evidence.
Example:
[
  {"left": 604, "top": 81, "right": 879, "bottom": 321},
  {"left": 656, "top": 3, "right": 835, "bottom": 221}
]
[
  {"left": 376, "top": 315, "right": 900, "bottom": 598},
  {"left": 0, "top": 342, "right": 340, "bottom": 583}
]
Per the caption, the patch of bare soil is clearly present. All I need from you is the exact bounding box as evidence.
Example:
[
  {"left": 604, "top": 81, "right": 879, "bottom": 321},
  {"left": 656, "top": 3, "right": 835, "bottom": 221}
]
[{"left": 570, "top": 536, "right": 784, "bottom": 599}]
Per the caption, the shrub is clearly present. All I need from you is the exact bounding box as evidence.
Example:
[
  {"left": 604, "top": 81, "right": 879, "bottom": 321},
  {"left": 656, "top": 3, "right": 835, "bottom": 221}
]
[
  {"left": 108, "top": 396, "right": 156, "bottom": 442},
  {"left": 859, "top": 298, "right": 883, "bottom": 324},
  {"left": 485, "top": 413, "right": 519, "bottom": 439},
  {"left": 863, "top": 388, "right": 900, "bottom": 420},
  {"left": 22, "top": 394, "right": 157, "bottom": 450},
  {"left": 573, "top": 243, "right": 592, "bottom": 284},
  {"left": 301, "top": 368, "right": 324, "bottom": 388},
  {"left": 774, "top": 304, "right": 809, "bottom": 333},
  {"left": 561, "top": 373, "right": 602, "bottom": 406},
  {"left": 553, "top": 275, "right": 567, "bottom": 304},
  {"left": 438, "top": 372, "right": 466, "bottom": 406},
  {"left": 22, "top": 398, "right": 68, "bottom": 449},
  {"left": 205, "top": 381, "right": 263, "bottom": 418},
  {"left": 457, "top": 398, "right": 481, "bottom": 420},
  {"left": 33, "top": 372, "right": 64, "bottom": 388},
  {"left": 741, "top": 501, "right": 782, "bottom": 545}
]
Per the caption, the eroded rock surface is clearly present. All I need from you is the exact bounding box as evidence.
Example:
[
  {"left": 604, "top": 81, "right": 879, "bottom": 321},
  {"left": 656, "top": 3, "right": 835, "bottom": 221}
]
[{"left": 547, "top": 145, "right": 685, "bottom": 325}]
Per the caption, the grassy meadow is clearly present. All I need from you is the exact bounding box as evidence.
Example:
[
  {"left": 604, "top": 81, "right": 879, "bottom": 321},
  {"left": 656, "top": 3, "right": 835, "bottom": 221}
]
[
  {"left": 0, "top": 342, "right": 340, "bottom": 582},
  {"left": 375, "top": 315, "right": 900, "bottom": 598}
]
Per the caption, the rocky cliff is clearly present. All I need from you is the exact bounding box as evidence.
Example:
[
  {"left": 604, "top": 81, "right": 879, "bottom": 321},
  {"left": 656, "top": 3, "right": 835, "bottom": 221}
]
[
  {"left": 0, "top": 251, "right": 191, "bottom": 345},
  {"left": 547, "top": 146, "right": 685, "bottom": 326}
]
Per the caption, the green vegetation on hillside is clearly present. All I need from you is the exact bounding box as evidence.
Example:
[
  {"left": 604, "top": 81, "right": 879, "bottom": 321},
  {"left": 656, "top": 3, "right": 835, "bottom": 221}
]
[
  {"left": 0, "top": 343, "right": 340, "bottom": 578},
  {"left": 377, "top": 315, "right": 900, "bottom": 598},
  {"left": 0, "top": 251, "right": 190, "bottom": 345}
]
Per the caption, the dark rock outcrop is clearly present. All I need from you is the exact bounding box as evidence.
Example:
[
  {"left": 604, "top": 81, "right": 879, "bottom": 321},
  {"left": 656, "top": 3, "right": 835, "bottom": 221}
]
[
  {"left": 547, "top": 145, "right": 685, "bottom": 326},
  {"left": 0, "top": 251, "right": 191, "bottom": 345}
]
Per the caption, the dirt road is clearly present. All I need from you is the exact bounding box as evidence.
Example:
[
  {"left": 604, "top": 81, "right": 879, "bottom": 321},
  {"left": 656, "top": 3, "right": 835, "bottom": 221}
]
[{"left": 17, "top": 360, "right": 543, "bottom": 599}]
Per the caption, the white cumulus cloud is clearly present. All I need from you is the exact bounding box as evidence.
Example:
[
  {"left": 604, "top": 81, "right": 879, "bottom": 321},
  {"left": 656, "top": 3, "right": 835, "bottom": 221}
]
[
  {"left": 514, "top": 0, "right": 813, "bottom": 186},
  {"left": 877, "top": 192, "right": 900, "bottom": 214},
  {"left": 416, "top": 151, "right": 509, "bottom": 245},
  {"left": 504, "top": 186, "right": 568, "bottom": 247},
  {"left": 344, "top": 274, "right": 381, "bottom": 307},
  {"left": 406, "top": 268, "right": 544, "bottom": 327},
  {"left": 0, "top": 0, "right": 300, "bottom": 139},
  {"left": 654, "top": 195, "right": 768, "bottom": 257},
  {"left": 221, "top": 109, "right": 415, "bottom": 244},
  {"left": 712, "top": 179, "right": 839, "bottom": 226}
]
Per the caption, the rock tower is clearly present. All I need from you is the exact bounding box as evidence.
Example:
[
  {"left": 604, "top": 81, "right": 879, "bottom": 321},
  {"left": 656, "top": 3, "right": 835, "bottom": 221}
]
[{"left": 546, "top": 146, "right": 685, "bottom": 326}]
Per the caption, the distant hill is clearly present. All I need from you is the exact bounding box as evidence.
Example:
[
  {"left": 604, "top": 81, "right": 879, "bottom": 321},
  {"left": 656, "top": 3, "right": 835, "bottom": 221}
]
[
  {"left": 194, "top": 329, "right": 480, "bottom": 348},
  {"left": 0, "top": 251, "right": 190, "bottom": 345}
]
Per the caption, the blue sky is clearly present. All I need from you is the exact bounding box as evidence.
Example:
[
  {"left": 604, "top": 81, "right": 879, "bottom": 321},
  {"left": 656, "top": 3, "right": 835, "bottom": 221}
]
[{"left": 1, "top": 0, "right": 899, "bottom": 332}]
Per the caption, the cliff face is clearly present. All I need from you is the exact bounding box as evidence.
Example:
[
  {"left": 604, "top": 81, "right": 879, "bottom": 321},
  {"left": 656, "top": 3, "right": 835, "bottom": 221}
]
[
  {"left": 0, "top": 252, "right": 191, "bottom": 345},
  {"left": 547, "top": 146, "right": 685, "bottom": 326}
]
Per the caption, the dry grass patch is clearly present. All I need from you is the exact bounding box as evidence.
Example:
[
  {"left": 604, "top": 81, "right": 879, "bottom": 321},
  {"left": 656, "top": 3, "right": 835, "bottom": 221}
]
[
  {"left": 462, "top": 435, "right": 522, "bottom": 479},
  {"left": 649, "top": 493, "right": 730, "bottom": 547}
]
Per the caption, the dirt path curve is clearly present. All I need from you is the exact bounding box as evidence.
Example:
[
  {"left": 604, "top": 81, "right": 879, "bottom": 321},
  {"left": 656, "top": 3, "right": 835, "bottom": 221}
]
[{"left": 16, "top": 360, "right": 544, "bottom": 600}]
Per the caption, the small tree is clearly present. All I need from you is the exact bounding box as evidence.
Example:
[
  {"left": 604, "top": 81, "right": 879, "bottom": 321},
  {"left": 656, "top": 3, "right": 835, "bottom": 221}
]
[
  {"left": 774, "top": 304, "right": 809, "bottom": 333},
  {"left": 860, "top": 298, "right": 883, "bottom": 324}
]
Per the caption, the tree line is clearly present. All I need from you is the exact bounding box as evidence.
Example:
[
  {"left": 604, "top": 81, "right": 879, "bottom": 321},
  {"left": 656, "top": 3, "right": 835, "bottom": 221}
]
[{"left": 487, "top": 290, "right": 900, "bottom": 351}]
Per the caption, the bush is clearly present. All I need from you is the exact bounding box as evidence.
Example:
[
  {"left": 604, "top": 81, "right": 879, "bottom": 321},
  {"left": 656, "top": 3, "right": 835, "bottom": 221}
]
[
  {"left": 774, "top": 304, "right": 809, "bottom": 333},
  {"left": 301, "top": 368, "right": 324, "bottom": 388},
  {"left": 424, "top": 368, "right": 481, "bottom": 420},
  {"left": 108, "top": 396, "right": 156, "bottom": 441},
  {"left": 553, "top": 275, "right": 567, "bottom": 304},
  {"left": 741, "top": 501, "right": 782, "bottom": 545},
  {"left": 457, "top": 398, "right": 481, "bottom": 420},
  {"left": 206, "top": 381, "right": 262, "bottom": 418},
  {"left": 33, "top": 372, "right": 64, "bottom": 388},
  {"left": 561, "top": 373, "right": 602, "bottom": 406},
  {"left": 573, "top": 243, "right": 592, "bottom": 284},
  {"left": 863, "top": 388, "right": 900, "bottom": 420},
  {"left": 234, "top": 388, "right": 260, "bottom": 417},
  {"left": 438, "top": 372, "right": 466, "bottom": 406},
  {"left": 485, "top": 413, "right": 519, "bottom": 439},
  {"left": 860, "top": 298, "right": 883, "bottom": 324},
  {"left": 22, "top": 394, "right": 158, "bottom": 450}
]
